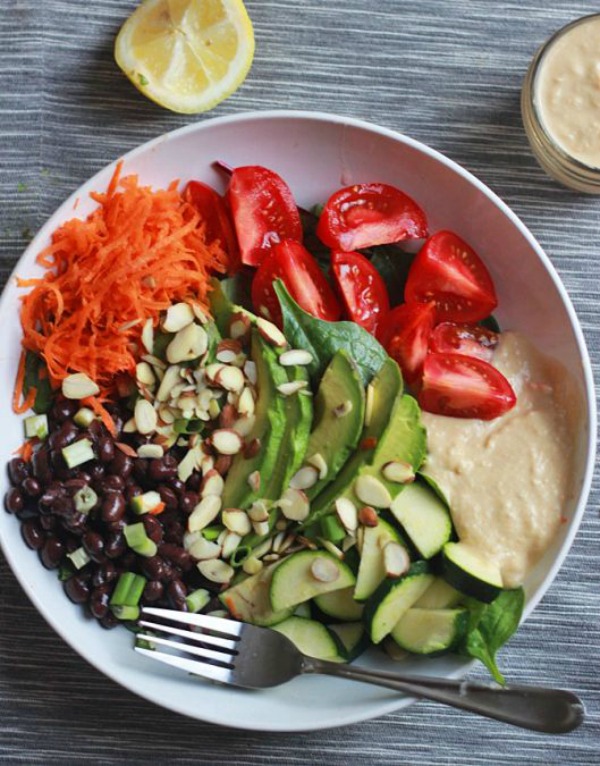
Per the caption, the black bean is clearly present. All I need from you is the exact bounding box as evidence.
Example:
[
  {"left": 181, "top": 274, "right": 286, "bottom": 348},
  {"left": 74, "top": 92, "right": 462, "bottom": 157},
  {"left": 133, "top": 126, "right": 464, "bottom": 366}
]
[
  {"left": 51, "top": 496, "right": 75, "bottom": 518},
  {"left": 157, "top": 484, "right": 179, "bottom": 511},
  {"left": 141, "top": 555, "right": 166, "bottom": 581},
  {"left": 168, "top": 477, "right": 186, "bottom": 496},
  {"left": 149, "top": 457, "right": 177, "bottom": 483},
  {"left": 64, "top": 575, "right": 91, "bottom": 604},
  {"left": 167, "top": 579, "right": 188, "bottom": 610},
  {"left": 99, "top": 474, "right": 125, "bottom": 493},
  {"left": 105, "top": 519, "right": 126, "bottom": 534},
  {"left": 39, "top": 514, "right": 57, "bottom": 531},
  {"left": 21, "top": 519, "right": 45, "bottom": 550},
  {"left": 82, "top": 531, "right": 105, "bottom": 563},
  {"left": 120, "top": 550, "right": 136, "bottom": 570},
  {"left": 91, "top": 561, "right": 117, "bottom": 588},
  {"left": 51, "top": 398, "right": 78, "bottom": 423},
  {"left": 101, "top": 492, "right": 126, "bottom": 524},
  {"left": 97, "top": 437, "right": 115, "bottom": 464},
  {"left": 4, "top": 487, "right": 25, "bottom": 514},
  {"left": 109, "top": 450, "right": 134, "bottom": 479},
  {"left": 87, "top": 419, "right": 105, "bottom": 442},
  {"left": 8, "top": 458, "right": 29, "bottom": 486},
  {"left": 89, "top": 586, "right": 111, "bottom": 620},
  {"left": 49, "top": 420, "right": 79, "bottom": 451},
  {"left": 159, "top": 543, "right": 192, "bottom": 571},
  {"left": 164, "top": 521, "right": 185, "bottom": 545},
  {"left": 99, "top": 611, "right": 119, "bottom": 629},
  {"left": 132, "top": 458, "right": 148, "bottom": 483},
  {"left": 21, "top": 476, "right": 42, "bottom": 498},
  {"left": 88, "top": 463, "right": 105, "bottom": 484},
  {"left": 179, "top": 491, "right": 199, "bottom": 515},
  {"left": 62, "top": 512, "right": 88, "bottom": 535},
  {"left": 65, "top": 536, "right": 81, "bottom": 554},
  {"left": 186, "top": 472, "right": 202, "bottom": 492},
  {"left": 160, "top": 562, "right": 179, "bottom": 583},
  {"left": 32, "top": 447, "right": 52, "bottom": 485},
  {"left": 104, "top": 531, "right": 126, "bottom": 559},
  {"left": 40, "top": 536, "right": 65, "bottom": 569},
  {"left": 125, "top": 483, "right": 143, "bottom": 503},
  {"left": 142, "top": 515, "right": 164, "bottom": 544},
  {"left": 142, "top": 580, "right": 164, "bottom": 603}
]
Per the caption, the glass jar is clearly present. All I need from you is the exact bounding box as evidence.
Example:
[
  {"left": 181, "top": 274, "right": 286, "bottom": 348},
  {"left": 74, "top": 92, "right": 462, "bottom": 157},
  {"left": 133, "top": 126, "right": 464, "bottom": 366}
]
[{"left": 521, "top": 13, "right": 600, "bottom": 194}]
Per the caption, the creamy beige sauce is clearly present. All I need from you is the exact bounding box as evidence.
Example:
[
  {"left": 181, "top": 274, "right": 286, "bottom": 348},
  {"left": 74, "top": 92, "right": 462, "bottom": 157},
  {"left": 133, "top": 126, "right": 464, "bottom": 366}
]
[
  {"left": 422, "top": 332, "right": 582, "bottom": 588},
  {"left": 536, "top": 16, "right": 600, "bottom": 168}
]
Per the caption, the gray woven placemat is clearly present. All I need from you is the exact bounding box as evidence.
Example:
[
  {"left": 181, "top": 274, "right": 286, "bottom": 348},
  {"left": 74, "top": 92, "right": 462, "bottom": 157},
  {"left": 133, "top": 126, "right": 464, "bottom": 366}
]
[{"left": 1, "top": 1, "right": 598, "bottom": 763}]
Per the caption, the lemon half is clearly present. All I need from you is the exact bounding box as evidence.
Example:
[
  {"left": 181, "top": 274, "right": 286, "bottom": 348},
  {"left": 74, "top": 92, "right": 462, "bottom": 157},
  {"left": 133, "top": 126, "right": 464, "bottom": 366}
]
[{"left": 115, "top": 0, "right": 255, "bottom": 114}]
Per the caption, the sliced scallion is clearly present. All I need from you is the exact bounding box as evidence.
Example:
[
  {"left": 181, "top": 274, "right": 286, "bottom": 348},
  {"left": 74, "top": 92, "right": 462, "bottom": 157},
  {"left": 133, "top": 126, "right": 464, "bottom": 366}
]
[
  {"left": 24, "top": 414, "right": 49, "bottom": 440},
  {"left": 185, "top": 588, "right": 210, "bottom": 613},
  {"left": 111, "top": 605, "right": 140, "bottom": 621},
  {"left": 73, "top": 407, "right": 96, "bottom": 428},
  {"left": 66, "top": 546, "right": 91, "bottom": 570},
  {"left": 73, "top": 485, "right": 98, "bottom": 514},
  {"left": 61, "top": 438, "right": 95, "bottom": 468},
  {"left": 230, "top": 545, "right": 252, "bottom": 568}
]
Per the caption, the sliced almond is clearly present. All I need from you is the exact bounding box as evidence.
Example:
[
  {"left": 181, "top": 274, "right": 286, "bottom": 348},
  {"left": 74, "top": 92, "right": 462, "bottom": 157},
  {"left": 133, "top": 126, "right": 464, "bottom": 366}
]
[
  {"left": 310, "top": 555, "right": 340, "bottom": 583},
  {"left": 229, "top": 311, "right": 251, "bottom": 342},
  {"left": 364, "top": 382, "right": 376, "bottom": 427},
  {"left": 204, "top": 363, "right": 225, "bottom": 385},
  {"left": 383, "top": 541, "right": 411, "bottom": 578},
  {"left": 136, "top": 361, "right": 155, "bottom": 388},
  {"left": 342, "top": 535, "right": 357, "bottom": 552},
  {"left": 307, "top": 453, "right": 328, "bottom": 480},
  {"left": 248, "top": 500, "right": 270, "bottom": 523},
  {"left": 188, "top": 495, "right": 222, "bottom": 533},
  {"left": 213, "top": 454, "right": 233, "bottom": 476},
  {"left": 134, "top": 398, "right": 158, "bottom": 435},
  {"left": 271, "top": 531, "right": 285, "bottom": 553},
  {"left": 210, "top": 429, "right": 243, "bottom": 455},
  {"left": 221, "top": 531, "right": 242, "bottom": 559},
  {"left": 197, "top": 559, "right": 234, "bottom": 584},
  {"left": 62, "top": 373, "right": 100, "bottom": 400},
  {"left": 354, "top": 475, "right": 392, "bottom": 508},
  {"left": 279, "top": 349, "right": 313, "bottom": 366},
  {"left": 166, "top": 323, "right": 208, "bottom": 364},
  {"left": 123, "top": 417, "right": 137, "bottom": 433},
  {"left": 278, "top": 533, "right": 296, "bottom": 554},
  {"left": 318, "top": 538, "right": 344, "bottom": 560},
  {"left": 243, "top": 360, "right": 257, "bottom": 385},
  {"left": 279, "top": 488, "right": 310, "bottom": 522},
  {"left": 158, "top": 405, "right": 176, "bottom": 424},
  {"left": 382, "top": 461, "right": 416, "bottom": 484},
  {"left": 358, "top": 505, "right": 379, "bottom": 527},
  {"left": 136, "top": 444, "right": 164, "bottom": 459},
  {"left": 162, "top": 302, "right": 194, "bottom": 333},
  {"left": 247, "top": 470, "right": 261, "bottom": 493},
  {"left": 200, "top": 453, "right": 215, "bottom": 475},
  {"left": 242, "top": 556, "right": 263, "bottom": 575},
  {"left": 256, "top": 317, "right": 287, "bottom": 348},
  {"left": 243, "top": 437, "right": 261, "bottom": 459},
  {"left": 233, "top": 415, "right": 256, "bottom": 437},
  {"left": 156, "top": 365, "right": 182, "bottom": 402},
  {"left": 277, "top": 380, "right": 308, "bottom": 396},
  {"left": 215, "top": 365, "right": 245, "bottom": 394},
  {"left": 142, "top": 353, "right": 166, "bottom": 371},
  {"left": 141, "top": 318, "right": 154, "bottom": 354},
  {"left": 252, "top": 538, "right": 273, "bottom": 558},
  {"left": 237, "top": 387, "right": 255, "bottom": 417},
  {"left": 335, "top": 497, "right": 358, "bottom": 532},
  {"left": 200, "top": 469, "right": 225, "bottom": 498},
  {"left": 289, "top": 466, "right": 318, "bottom": 490},
  {"left": 190, "top": 302, "right": 209, "bottom": 324},
  {"left": 178, "top": 448, "right": 202, "bottom": 482},
  {"left": 222, "top": 509, "right": 252, "bottom": 536},
  {"left": 252, "top": 520, "right": 270, "bottom": 537},
  {"left": 188, "top": 535, "right": 222, "bottom": 561},
  {"left": 219, "top": 403, "right": 237, "bottom": 429}
]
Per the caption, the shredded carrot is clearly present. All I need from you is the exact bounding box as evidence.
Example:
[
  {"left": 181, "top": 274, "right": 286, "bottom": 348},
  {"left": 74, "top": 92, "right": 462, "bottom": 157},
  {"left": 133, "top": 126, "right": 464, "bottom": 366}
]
[
  {"left": 81, "top": 395, "right": 118, "bottom": 438},
  {"left": 17, "top": 160, "right": 229, "bottom": 401},
  {"left": 148, "top": 502, "right": 166, "bottom": 516},
  {"left": 14, "top": 439, "right": 36, "bottom": 462},
  {"left": 12, "top": 350, "right": 37, "bottom": 414}
]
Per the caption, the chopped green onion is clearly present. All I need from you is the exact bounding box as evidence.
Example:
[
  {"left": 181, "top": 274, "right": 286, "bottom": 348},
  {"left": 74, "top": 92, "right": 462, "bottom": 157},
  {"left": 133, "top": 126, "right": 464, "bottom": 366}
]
[
  {"left": 229, "top": 545, "right": 252, "bottom": 568},
  {"left": 67, "top": 546, "right": 91, "bottom": 570},
  {"left": 111, "top": 605, "right": 140, "bottom": 621},
  {"left": 61, "top": 438, "right": 95, "bottom": 468},
  {"left": 133, "top": 537, "right": 157, "bottom": 557},
  {"left": 124, "top": 523, "right": 157, "bottom": 557},
  {"left": 73, "top": 407, "right": 96, "bottom": 428},
  {"left": 73, "top": 485, "right": 98, "bottom": 514},
  {"left": 320, "top": 515, "right": 347, "bottom": 543},
  {"left": 173, "top": 418, "right": 204, "bottom": 435},
  {"left": 58, "top": 563, "right": 74, "bottom": 582},
  {"left": 202, "top": 525, "right": 224, "bottom": 541},
  {"left": 131, "top": 490, "right": 162, "bottom": 515},
  {"left": 185, "top": 588, "right": 211, "bottom": 613},
  {"left": 135, "top": 637, "right": 155, "bottom": 651},
  {"left": 24, "top": 414, "right": 48, "bottom": 440},
  {"left": 110, "top": 572, "right": 147, "bottom": 607}
]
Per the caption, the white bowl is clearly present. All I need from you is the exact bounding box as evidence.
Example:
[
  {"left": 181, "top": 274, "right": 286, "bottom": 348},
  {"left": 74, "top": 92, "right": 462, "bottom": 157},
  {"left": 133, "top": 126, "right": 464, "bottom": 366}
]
[{"left": 0, "top": 110, "right": 595, "bottom": 732}]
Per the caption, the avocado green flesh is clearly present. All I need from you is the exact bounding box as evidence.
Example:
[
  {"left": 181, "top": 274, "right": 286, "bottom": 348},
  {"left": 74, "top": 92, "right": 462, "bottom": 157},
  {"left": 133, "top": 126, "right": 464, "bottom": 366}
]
[
  {"left": 303, "top": 350, "right": 365, "bottom": 500},
  {"left": 219, "top": 561, "right": 292, "bottom": 627},
  {"left": 221, "top": 331, "right": 288, "bottom": 509},
  {"left": 304, "top": 358, "right": 402, "bottom": 527}
]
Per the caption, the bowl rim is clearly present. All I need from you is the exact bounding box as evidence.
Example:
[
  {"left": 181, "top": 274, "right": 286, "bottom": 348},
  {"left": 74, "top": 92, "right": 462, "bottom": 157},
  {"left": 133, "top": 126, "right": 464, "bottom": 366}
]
[{"left": 0, "top": 108, "right": 596, "bottom": 731}]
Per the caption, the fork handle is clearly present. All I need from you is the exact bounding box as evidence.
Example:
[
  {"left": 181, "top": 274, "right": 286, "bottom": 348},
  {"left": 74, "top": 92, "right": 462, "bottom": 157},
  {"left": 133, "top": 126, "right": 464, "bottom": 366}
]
[{"left": 302, "top": 659, "right": 584, "bottom": 733}]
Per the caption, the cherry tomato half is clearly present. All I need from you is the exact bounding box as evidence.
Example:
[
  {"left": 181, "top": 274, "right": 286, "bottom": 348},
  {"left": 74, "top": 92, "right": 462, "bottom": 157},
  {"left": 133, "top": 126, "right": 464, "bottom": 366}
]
[
  {"left": 330, "top": 250, "right": 390, "bottom": 336},
  {"left": 227, "top": 166, "right": 303, "bottom": 267},
  {"left": 316, "top": 183, "right": 428, "bottom": 252},
  {"left": 184, "top": 181, "right": 239, "bottom": 269},
  {"left": 419, "top": 353, "right": 516, "bottom": 420},
  {"left": 429, "top": 322, "right": 499, "bottom": 362},
  {"left": 251, "top": 240, "right": 342, "bottom": 327},
  {"left": 405, "top": 231, "right": 498, "bottom": 323},
  {"left": 379, "top": 301, "right": 437, "bottom": 386}
]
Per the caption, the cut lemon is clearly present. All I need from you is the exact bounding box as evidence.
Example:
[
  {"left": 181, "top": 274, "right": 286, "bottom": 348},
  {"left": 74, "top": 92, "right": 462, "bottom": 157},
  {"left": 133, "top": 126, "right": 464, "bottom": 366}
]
[{"left": 114, "top": 0, "right": 255, "bottom": 114}]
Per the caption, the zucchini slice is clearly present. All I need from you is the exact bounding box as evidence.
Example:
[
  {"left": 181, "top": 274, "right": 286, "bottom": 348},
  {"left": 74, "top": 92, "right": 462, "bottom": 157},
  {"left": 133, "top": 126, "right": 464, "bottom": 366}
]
[
  {"left": 391, "top": 607, "right": 469, "bottom": 655},
  {"left": 328, "top": 622, "right": 370, "bottom": 661},
  {"left": 414, "top": 577, "right": 462, "bottom": 609},
  {"left": 442, "top": 541, "right": 503, "bottom": 603},
  {"left": 389, "top": 481, "right": 453, "bottom": 559},
  {"left": 354, "top": 518, "right": 405, "bottom": 602},
  {"left": 273, "top": 616, "right": 345, "bottom": 662},
  {"left": 314, "top": 586, "right": 364, "bottom": 621},
  {"left": 270, "top": 550, "right": 356, "bottom": 612},
  {"left": 219, "top": 561, "right": 293, "bottom": 627},
  {"left": 364, "top": 561, "right": 434, "bottom": 644}
]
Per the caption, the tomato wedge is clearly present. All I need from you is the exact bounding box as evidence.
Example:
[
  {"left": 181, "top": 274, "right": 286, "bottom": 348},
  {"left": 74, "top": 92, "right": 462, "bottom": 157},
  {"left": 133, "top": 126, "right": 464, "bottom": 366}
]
[
  {"left": 330, "top": 250, "right": 390, "bottom": 336},
  {"left": 405, "top": 231, "right": 498, "bottom": 323},
  {"left": 227, "top": 166, "right": 303, "bottom": 267},
  {"left": 379, "top": 301, "right": 436, "bottom": 386},
  {"left": 316, "top": 183, "right": 428, "bottom": 251},
  {"left": 184, "top": 181, "right": 239, "bottom": 268},
  {"left": 419, "top": 353, "right": 516, "bottom": 420},
  {"left": 429, "top": 322, "right": 499, "bottom": 362},
  {"left": 251, "top": 240, "right": 342, "bottom": 327}
]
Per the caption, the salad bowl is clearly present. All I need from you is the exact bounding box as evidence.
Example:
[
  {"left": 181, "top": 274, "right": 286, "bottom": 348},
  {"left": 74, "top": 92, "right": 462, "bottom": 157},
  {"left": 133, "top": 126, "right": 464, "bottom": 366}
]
[{"left": 0, "top": 110, "right": 595, "bottom": 731}]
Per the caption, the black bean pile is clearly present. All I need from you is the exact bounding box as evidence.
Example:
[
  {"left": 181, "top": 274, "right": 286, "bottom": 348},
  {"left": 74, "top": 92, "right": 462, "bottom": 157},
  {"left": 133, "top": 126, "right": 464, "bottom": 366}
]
[{"left": 4, "top": 396, "right": 224, "bottom": 628}]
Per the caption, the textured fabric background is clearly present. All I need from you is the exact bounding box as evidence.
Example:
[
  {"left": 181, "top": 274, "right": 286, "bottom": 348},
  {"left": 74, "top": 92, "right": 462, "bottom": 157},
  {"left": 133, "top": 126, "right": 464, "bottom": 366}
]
[{"left": 1, "top": 1, "right": 599, "bottom": 763}]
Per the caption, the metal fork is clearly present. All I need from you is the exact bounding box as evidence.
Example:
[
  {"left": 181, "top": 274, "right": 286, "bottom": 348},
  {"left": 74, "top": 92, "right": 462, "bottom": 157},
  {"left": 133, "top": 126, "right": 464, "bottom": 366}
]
[{"left": 135, "top": 607, "right": 584, "bottom": 733}]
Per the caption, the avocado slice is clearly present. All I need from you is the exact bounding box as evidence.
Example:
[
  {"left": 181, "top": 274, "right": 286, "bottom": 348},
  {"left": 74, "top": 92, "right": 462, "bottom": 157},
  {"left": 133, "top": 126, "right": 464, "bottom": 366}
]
[
  {"left": 221, "top": 330, "right": 288, "bottom": 509},
  {"left": 302, "top": 350, "right": 365, "bottom": 500},
  {"left": 303, "top": 358, "right": 402, "bottom": 527}
]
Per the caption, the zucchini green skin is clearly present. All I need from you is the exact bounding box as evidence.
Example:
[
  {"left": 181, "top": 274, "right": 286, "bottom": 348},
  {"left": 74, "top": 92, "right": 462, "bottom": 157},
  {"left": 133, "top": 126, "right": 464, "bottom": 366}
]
[
  {"left": 328, "top": 622, "right": 370, "bottom": 662},
  {"left": 363, "top": 561, "right": 434, "bottom": 644},
  {"left": 273, "top": 616, "right": 345, "bottom": 662},
  {"left": 441, "top": 542, "right": 503, "bottom": 603},
  {"left": 391, "top": 607, "right": 469, "bottom": 656},
  {"left": 389, "top": 480, "right": 453, "bottom": 559}
]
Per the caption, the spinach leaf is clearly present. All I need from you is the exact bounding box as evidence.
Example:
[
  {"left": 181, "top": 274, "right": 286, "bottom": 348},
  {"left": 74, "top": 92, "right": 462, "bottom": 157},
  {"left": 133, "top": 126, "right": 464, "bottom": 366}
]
[
  {"left": 365, "top": 244, "right": 416, "bottom": 307},
  {"left": 460, "top": 588, "right": 525, "bottom": 684},
  {"left": 299, "top": 207, "right": 330, "bottom": 270},
  {"left": 274, "top": 280, "right": 388, "bottom": 386},
  {"left": 23, "top": 350, "right": 53, "bottom": 414},
  {"left": 219, "top": 271, "right": 254, "bottom": 313}
]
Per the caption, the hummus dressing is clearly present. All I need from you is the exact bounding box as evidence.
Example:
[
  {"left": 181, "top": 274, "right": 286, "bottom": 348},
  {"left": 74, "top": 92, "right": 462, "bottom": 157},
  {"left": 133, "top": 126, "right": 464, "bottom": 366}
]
[{"left": 422, "top": 332, "right": 581, "bottom": 588}]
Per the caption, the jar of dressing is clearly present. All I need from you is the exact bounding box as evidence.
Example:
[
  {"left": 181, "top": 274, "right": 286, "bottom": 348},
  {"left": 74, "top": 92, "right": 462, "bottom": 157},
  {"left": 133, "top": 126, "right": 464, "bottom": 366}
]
[{"left": 522, "top": 13, "right": 600, "bottom": 193}]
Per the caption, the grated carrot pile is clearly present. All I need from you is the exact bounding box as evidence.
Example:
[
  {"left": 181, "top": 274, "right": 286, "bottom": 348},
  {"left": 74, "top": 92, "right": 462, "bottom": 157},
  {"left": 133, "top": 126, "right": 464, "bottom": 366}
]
[{"left": 17, "top": 161, "right": 229, "bottom": 399}]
